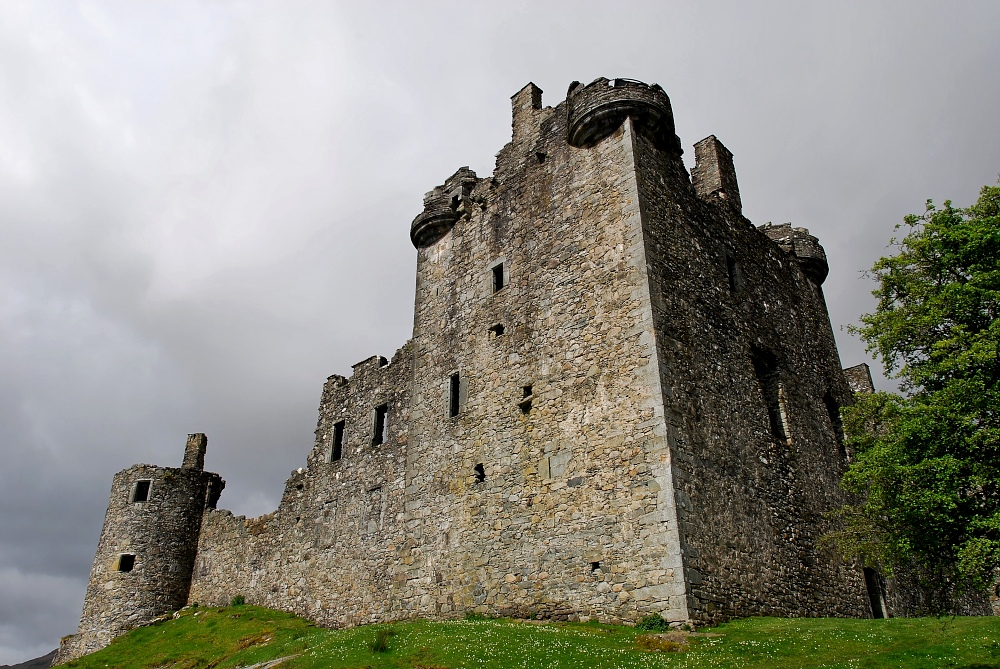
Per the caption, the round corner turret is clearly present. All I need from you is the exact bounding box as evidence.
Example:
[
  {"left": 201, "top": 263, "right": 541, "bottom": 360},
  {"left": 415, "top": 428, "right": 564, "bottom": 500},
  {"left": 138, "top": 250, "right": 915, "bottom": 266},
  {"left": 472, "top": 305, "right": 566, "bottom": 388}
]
[
  {"left": 410, "top": 192, "right": 458, "bottom": 248},
  {"left": 566, "top": 78, "right": 682, "bottom": 154},
  {"left": 410, "top": 167, "right": 478, "bottom": 249},
  {"left": 760, "top": 223, "right": 830, "bottom": 285}
]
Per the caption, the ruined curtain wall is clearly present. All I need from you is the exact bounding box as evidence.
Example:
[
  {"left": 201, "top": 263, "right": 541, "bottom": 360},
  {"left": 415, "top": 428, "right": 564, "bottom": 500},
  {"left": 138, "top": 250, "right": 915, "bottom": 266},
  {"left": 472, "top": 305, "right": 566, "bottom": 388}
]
[{"left": 188, "top": 345, "right": 413, "bottom": 627}]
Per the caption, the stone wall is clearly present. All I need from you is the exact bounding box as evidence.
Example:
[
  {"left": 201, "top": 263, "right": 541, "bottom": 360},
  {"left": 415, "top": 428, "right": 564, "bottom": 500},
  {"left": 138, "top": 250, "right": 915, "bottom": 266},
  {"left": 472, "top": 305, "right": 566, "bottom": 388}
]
[
  {"left": 188, "top": 345, "right": 412, "bottom": 627},
  {"left": 630, "top": 123, "right": 867, "bottom": 621}
]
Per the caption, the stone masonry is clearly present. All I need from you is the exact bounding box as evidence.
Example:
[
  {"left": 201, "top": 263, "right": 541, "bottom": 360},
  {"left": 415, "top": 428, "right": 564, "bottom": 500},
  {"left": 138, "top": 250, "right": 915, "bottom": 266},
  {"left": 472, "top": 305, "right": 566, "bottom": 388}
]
[{"left": 61, "top": 77, "right": 905, "bottom": 661}]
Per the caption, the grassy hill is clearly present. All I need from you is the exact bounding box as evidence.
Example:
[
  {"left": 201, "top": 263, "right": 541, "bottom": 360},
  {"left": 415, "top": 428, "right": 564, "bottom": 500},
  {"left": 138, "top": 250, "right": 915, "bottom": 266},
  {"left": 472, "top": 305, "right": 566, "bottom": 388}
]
[{"left": 62, "top": 605, "right": 1000, "bottom": 669}]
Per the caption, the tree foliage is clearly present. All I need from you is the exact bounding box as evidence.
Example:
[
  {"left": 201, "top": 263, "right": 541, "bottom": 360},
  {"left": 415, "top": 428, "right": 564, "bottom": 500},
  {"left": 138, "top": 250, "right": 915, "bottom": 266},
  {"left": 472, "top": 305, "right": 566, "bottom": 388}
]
[{"left": 834, "top": 184, "right": 1000, "bottom": 602}]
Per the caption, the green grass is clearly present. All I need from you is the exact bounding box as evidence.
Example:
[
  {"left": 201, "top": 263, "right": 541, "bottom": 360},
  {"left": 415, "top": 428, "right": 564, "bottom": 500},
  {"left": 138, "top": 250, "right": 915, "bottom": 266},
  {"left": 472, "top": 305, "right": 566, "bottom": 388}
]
[{"left": 63, "top": 605, "right": 1000, "bottom": 669}]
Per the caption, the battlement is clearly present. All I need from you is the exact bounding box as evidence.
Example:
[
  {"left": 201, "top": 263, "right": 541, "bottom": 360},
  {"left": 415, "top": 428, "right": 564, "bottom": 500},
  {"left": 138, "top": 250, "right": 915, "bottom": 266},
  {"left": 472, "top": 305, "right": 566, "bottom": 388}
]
[
  {"left": 760, "top": 222, "right": 830, "bottom": 285},
  {"left": 566, "top": 77, "right": 682, "bottom": 154}
]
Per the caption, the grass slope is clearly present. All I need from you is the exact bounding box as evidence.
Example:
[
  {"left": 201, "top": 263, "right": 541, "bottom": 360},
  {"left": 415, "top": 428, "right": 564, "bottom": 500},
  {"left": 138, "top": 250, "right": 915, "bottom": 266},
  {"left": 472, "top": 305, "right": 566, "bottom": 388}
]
[{"left": 63, "top": 605, "right": 1000, "bottom": 669}]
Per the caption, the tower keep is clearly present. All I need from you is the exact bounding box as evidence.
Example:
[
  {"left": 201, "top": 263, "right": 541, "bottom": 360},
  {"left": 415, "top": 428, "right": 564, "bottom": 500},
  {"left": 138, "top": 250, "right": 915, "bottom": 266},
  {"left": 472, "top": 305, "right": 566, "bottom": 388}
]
[{"left": 65, "top": 76, "right": 966, "bottom": 663}]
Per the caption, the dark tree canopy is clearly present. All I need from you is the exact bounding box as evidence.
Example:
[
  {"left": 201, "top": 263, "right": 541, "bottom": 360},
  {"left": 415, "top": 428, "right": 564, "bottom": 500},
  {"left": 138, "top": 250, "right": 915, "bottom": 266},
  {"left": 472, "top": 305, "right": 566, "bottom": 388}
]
[{"left": 834, "top": 184, "right": 1000, "bottom": 603}]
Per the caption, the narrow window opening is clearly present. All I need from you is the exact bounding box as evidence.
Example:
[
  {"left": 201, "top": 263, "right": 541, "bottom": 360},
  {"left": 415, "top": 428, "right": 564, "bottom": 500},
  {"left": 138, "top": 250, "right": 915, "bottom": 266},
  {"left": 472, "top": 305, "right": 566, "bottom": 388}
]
[
  {"left": 449, "top": 373, "right": 461, "bottom": 418},
  {"left": 372, "top": 404, "right": 388, "bottom": 446},
  {"left": 117, "top": 554, "right": 135, "bottom": 572},
  {"left": 823, "top": 391, "right": 846, "bottom": 458},
  {"left": 331, "top": 420, "right": 345, "bottom": 461},
  {"left": 489, "top": 323, "right": 505, "bottom": 338},
  {"left": 726, "top": 254, "right": 739, "bottom": 292},
  {"left": 750, "top": 347, "right": 786, "bottom": 441},
  {"left": 863, "top": 567, "right": 886, "bottom": 618},
  {"left": 590, "top": 561, "right": 602, "bottom": 572},
  {"left": 131, "top": 480, "right": 151, "bottom": 503},
  {"left": 492, "top": 263, "right": 505, "bottom": 292},
  {"left": 520, "top": 385, "right": 533, "bottom": 414},
  {"left": 378, "top": 356, "right": 389, "bottom": 367},
  {"left": 473, "top": 463, "right": 485, "bottom": 483},
  {"left": 535, "top": 151, "right": 547, "bottom": 163}
]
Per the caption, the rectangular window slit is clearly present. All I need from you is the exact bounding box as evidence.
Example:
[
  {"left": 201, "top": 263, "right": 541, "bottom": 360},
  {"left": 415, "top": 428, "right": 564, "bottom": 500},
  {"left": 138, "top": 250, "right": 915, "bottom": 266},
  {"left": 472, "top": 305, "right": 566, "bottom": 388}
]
[
  {"left": 449, "top": 373, "right": 460, "bottom": 417},
  {"left": 131, "top": 480, "right": 151, "bottom": 503},
  {"left": 331, "top": 420, "right": 345, "bottom": 461},
  {"left": 492, "top": 263, "right": 505, "bottom": 292},
  {"left": 474, "top": 463, "right": 485, "bottom": 483},
  {"left": 726, "top": 254, "right": 739, "bottom": 292},
  {"left": 750, "top": 347, "right": 787, "bottom": 442},
  {"left": 489, "top": 323, "right": 505, "bottom": 338},
  {"left": 590, "top": 561, "right": 601, "bottom": 572},
  {"left": 823, "top": 391, "right": 846, "bottom": 458},
  {"left": 519, "top": 384, "right": 533, "bottom": 414},
  {"left": 372, "top": 404, "right": 388, "bottom": 446},
  {"left": 117, "top": 554, "right": 135, "bottom": 572}
]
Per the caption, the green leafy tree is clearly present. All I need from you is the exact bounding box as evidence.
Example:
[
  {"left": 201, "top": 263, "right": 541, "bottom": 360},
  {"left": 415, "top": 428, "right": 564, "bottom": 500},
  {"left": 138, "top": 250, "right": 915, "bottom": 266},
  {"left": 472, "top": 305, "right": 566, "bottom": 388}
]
[{"left": 833, "top": 183, "right": 1000, "bottom": 605}]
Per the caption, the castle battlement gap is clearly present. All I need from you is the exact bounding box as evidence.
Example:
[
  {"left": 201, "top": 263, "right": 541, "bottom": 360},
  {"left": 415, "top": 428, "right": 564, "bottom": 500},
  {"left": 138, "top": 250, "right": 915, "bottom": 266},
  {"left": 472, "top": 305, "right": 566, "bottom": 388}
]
[{"left": 60, "top": 77, "right": 908, "bottom": 662}]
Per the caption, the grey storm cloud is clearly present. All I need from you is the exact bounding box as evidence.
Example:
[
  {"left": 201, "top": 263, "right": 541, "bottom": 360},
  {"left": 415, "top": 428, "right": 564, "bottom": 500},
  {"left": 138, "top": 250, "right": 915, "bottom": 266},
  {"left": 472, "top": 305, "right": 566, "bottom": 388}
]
[{"left": 1, "top": 1, "right": 998, "bottom": 662}]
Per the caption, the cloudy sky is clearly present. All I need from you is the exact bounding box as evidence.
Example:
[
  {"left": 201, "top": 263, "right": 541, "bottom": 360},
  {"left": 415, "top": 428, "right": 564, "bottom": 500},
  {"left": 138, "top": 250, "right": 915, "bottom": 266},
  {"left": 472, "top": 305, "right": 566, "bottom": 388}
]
[{"left": 1, "top": 0, "right": 997, "bottom": 662}]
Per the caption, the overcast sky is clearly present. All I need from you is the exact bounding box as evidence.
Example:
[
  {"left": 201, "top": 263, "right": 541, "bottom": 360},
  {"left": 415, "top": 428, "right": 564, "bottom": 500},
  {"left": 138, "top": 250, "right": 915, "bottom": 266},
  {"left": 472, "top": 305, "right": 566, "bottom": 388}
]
[{"left": 1, "top": 1, "right": 998, "bottom": 662}]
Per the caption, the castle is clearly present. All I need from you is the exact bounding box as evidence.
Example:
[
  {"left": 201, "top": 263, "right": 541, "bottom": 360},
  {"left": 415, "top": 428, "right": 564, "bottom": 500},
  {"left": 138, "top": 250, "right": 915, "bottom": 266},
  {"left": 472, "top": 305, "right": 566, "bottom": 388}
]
[{"left": 59, "top": 77, "right": 894, "bottom": 661}]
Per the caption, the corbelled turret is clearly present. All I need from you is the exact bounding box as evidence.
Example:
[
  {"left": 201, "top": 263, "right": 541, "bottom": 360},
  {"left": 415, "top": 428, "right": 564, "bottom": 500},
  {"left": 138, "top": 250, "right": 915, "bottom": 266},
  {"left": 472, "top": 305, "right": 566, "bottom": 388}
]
[{"left": 566, "top": 77, "right": 682, "bottom": 154}]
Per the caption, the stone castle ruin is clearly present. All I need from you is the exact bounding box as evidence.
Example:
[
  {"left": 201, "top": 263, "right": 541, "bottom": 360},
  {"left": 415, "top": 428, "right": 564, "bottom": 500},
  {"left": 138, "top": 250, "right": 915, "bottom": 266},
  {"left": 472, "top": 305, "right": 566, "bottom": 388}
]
[{"left": 60, "top": 77, "right": 906, "bottom": 661}]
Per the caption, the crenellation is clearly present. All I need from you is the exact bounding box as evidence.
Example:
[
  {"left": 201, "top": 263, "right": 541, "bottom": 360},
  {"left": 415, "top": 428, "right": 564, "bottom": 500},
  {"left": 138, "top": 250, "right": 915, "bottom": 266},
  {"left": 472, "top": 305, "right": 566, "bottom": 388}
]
[{"left": 62, "top": 76, "right": 988, "bottom": 663}]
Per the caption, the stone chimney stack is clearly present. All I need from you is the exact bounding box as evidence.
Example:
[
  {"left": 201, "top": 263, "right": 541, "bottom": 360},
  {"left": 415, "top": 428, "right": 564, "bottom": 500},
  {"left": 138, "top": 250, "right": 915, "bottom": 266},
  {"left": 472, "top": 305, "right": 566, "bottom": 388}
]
[
  {"left": 182, "top": 433, "right": 207, "bottom": 471},
  {"left": 692, "top": 135, "right": 742, "bottom": 212}
]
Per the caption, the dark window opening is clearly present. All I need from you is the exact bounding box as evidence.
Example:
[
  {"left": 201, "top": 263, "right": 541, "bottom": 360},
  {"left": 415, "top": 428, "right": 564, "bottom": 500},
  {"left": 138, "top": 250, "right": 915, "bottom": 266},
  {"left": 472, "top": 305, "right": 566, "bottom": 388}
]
[
  {"left": 823, "top": 391, "right": 846, "bottom": 457},
  {"left": 474, "top": 463, "right": 485, "bottom": 483},
  {"left": 206, "top": 480, "right": 222, "bottom": 509},
  {"left": 331, "top": 420, "right": 345, "bottom": 461},
  {"left": 451, "top": 194, "right": 460, "bottom": 209},
  {"left": 520, "top": 385, "right": 533, "bottom": 414},
  {"left": 590, "top": 561, "right": 602, "bottom": 572},
  {"left": 535, "top": 152, "right": 547, "bottom": 163},
  {"left": 726, "top": 254, "right": 739, "bottom": 292},
  {"left": 372, "top": 404, "right": 388, "bottom": 446},
  {"left": 492, "top": 263, "right": 505, "bottom": 292},
  {"left": 131, "top": 480, "right": 151, "bottom": 503},
  {"left": 863, "top": 567, "right": 886, "bottom": 618},
  {"left": 750, "top": 347, "right": 786, "bottom": 441},
  {"left": 117, "top": 554, "right": 135, "bottom": 572},
  {"left": 378, "top": 356, "right": 389, "bottom": 367},
  {"left": 449, "top": 373, "right": 460, "bottom": 417},
  {"left": 489, "top": 323, "right": 505, "bottom": 338}
]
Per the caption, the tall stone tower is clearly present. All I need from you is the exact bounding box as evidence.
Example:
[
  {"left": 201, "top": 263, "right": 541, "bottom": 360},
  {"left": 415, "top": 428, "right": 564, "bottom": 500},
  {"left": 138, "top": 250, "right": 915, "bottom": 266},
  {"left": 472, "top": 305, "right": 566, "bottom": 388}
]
[
  {"left": 57, "top": 435, "right": 224, "bottom": 662},
  {"left": 398, "top": 78, "right": 864, "bottom": 621}
]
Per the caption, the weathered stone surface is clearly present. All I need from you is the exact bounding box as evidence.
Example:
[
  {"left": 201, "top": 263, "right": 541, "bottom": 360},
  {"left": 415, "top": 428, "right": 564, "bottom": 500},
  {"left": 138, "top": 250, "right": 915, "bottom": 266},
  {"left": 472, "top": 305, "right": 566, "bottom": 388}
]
[
  {"left": 65, "top": 76, "right": 953, "bottom": 662},
  {"left": 58, "top": 437, "right": 223, "bottom": 662}
]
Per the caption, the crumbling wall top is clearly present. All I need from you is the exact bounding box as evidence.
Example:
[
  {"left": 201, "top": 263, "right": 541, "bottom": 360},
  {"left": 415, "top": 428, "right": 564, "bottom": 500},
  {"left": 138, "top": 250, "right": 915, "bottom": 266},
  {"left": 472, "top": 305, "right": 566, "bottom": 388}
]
[{"left": 843, "top": 363, "right": 875, "bottom": 395}]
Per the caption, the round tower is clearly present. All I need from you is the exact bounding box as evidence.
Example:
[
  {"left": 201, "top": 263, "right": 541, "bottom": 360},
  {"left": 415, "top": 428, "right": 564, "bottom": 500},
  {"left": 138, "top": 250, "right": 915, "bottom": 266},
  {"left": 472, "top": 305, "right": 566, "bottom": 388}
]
[{"left": 57, "top": 434, "right": 224, "bottom": 662}]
